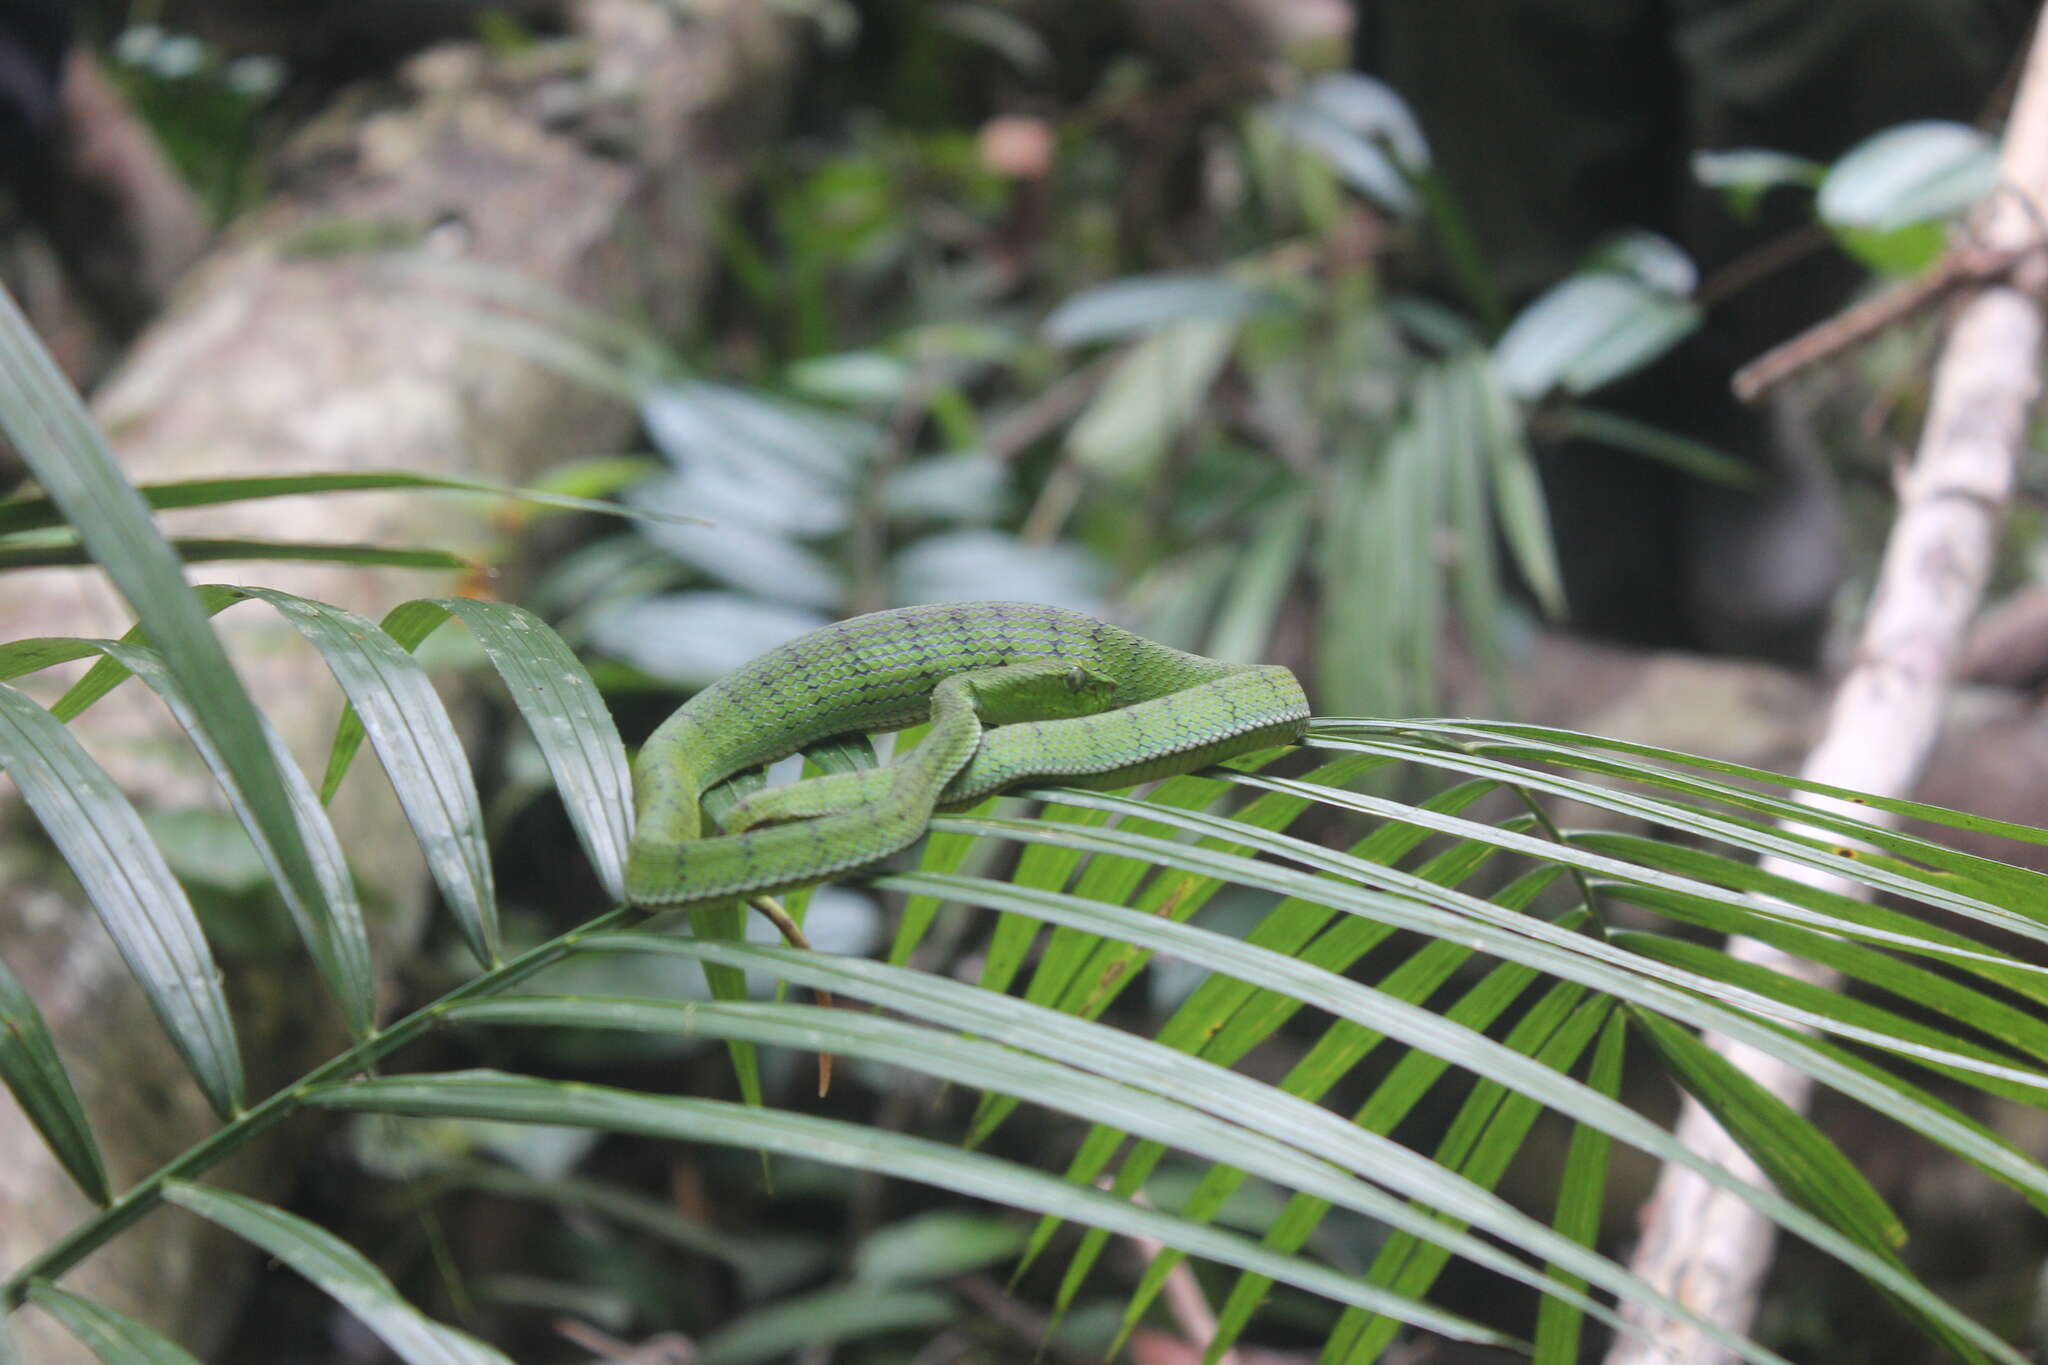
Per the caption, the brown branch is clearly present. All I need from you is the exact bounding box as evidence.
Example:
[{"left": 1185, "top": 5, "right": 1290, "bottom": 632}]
[{"left": 1731, "top": 240, "right": 2030, "bottom": 403}]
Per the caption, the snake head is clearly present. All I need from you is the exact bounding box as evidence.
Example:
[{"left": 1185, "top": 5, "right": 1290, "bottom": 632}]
[{"left": 1058, "top": 664, "right": 1122, "bottom": 715}]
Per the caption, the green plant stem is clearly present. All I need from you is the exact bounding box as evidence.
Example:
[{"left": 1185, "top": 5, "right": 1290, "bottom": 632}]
[{"left": 0, "top": 904, "right": 639, "bottom": 1309}]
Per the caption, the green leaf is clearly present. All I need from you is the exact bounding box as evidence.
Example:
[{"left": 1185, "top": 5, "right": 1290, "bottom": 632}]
[
  {"left": 852, "top": 1212, "right": 1028, "bottom": 1286},
  {"left": 0, "top": 957, "right": 108, "bottom": 1204},
  {"left": 1583, "top": 229, "right": 1698, "bottom": 293},
  {"left": 1312, "top": 724, "right": 2048, "bottom": 953},
  {"left": 889, "top": 796, "right": 998, "bottom": 965},
  {"left": 0, "top": 683, "right": 242, "bottom": 1117},
  {"left": 1819, "top": 120, "right": 1997, "bottom": 234},
  {"left": 1336, "top": 991, "right": 1608, "bottom": 1363},
  {"left": 1206, "top": 493, "right": 1311, "bottom": 663},
  {"left": 1692, "top": 148, "right": 1826, "bottom": 221},
  {"left": 1389, "top": 717, "right": 2048, "bottom": 869},
  {"left": 1553, "top": 406, "right": 1760, "bottom": 486},
  {"left": 201, "top": 587, "right": 499, "bottom": 965},
  {"left": 370, "top": 599, "right": 632, "bottom": 902},
  {"left": 883, "top": 857, "right": 2032, "bottom": 1364},
  {"left": 1174, "top": 916, "right": 1555, "bottom": 1365},
  {"left": 1163, "top": 879, "right": 1556, "bottom": 1358},
  {"left": 1044, "top": 272, "right": 1288, "bottom": 347},
  {"left": 58, "top": 639, "right": 373, "bottom": 1036},
  {"left": 1535, "top": 1010, "right": 1627, "bottom": 1365},
  {"left": 699, "top": 1285, "right": 953, "bottom": 1364},
  {"left": 1065, "top": 320, "right": 1236, "bottom": 481},
  {"left": 558, "top": 938, "right": 1785, "bottom": 1364},
  {"left": 24, "top": 1285, "right": 200, "bottom": 1365},
  {"left": 1492, "top": 273, "right": 1700, "bottom": 399},
  {"left": 1073, "top": 819, "right": 1521, "bottom": 1336},
  {"left": 309, "top": 1070, "right": 1516, "bottom": 1349},
  {"left": 448, "top": 1164, "right": 828, "bottom": 1299},
  {"left": 0, "top": 467, "right": 679, "bottom": 538},
  {"left": 0, "top": 538, "right": 472, "bottom": 574},
  {"left": 0, "top": 284, "right": 329, "bottom": 1028},
  {"left": 1596, "top": 874, "right": 2048, "bottom": 1070},
  {"left": 162, "top": 1183, "right": 513, "bottom": 1365},
  {"left": 1634, "top": 1009, "right": 1904, "bottom": 1247}
]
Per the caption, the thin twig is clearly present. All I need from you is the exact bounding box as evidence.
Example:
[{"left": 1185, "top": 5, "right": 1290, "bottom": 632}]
[{"left": 1731, "top": 241, "right": 2029, "bottom": 402}]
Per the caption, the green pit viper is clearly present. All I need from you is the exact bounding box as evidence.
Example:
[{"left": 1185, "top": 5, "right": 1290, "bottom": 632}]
[{"left": 624, "top": 602, "right": 1312, "bottom": 909}]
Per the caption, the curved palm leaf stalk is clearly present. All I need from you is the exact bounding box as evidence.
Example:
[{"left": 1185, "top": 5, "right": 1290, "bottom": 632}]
[{"left": 1601, "top": 22, "right": 2048, "bottom": 1363}]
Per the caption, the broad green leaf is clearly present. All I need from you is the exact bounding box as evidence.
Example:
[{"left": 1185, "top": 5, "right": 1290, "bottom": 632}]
[
  {"left": 1443, "top": 352, "right": 1508, "bottom": 693},
  {"left": 0, "top": 957, "right": 108, "bottom": 1204},
  {"left": 0, "top": 468, "right": 672, "bottom": 537},
  {"left": 1264, "top": 73, "right": 1426, "bottom": 215},
  {"left": 699, "top": 1285, "right": 953, "bottom": 1364},
  {"left": 0, "top": 285, "right": 328, "bottom": 1017},
  {"left": 1819, "top": 121, "right": 1997, "bottom": 234},
  {"left": 643, "top": 380, "right": 873, "bottom": 487},
  {"left": 1492, "top": 273, "right": 1699, "bottom": 399},
  {"left": 881, "top": 859, "right": 2033, "bottom": 1364},
  {"left": 24, "top": 1285, "right": 199, "bottom": 1365},
  {"left": 1066, "top": 320, "right": 1236, "bottom": 481},
  {"left": 1534, "top": 1010, "right": 1627, "bottom": 1365},
  {"left": 0, "top": 683, "right": 242, "bottom": 1117},
  {"left": 309, "top": 1070, "right": 1518, "bottom": 1348},
  {"left": 1044, "top": 272, "right": 1287, "bottom": 347},
  {"left": 162, "top": 1183, "right": 513, "bottom": 1365}
]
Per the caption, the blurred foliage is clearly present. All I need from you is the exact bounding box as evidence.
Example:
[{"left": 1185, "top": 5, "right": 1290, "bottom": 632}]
[{"left": 102, "top": 22, "right": 282, "bottom": 221}]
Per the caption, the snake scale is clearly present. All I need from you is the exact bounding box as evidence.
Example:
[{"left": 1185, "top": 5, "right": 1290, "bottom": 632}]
[{"left": 624, "top": 602, "right": 1311, "bottom": 908}]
